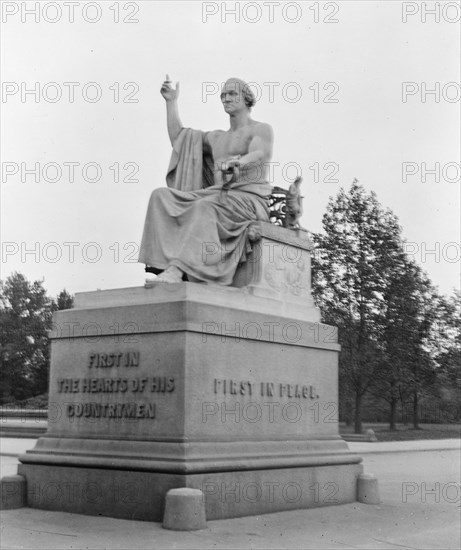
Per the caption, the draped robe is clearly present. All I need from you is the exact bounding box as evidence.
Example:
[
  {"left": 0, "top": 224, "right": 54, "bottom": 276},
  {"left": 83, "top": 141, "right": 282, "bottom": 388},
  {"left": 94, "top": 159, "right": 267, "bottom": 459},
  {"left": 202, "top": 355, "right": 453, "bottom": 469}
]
[{"left": 138, "top": 128, "right": 272, "bottom": 285}]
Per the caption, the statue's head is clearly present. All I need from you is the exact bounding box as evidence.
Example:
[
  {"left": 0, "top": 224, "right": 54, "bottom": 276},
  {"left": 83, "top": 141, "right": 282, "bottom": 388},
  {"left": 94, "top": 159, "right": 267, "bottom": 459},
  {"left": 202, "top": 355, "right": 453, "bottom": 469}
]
[{"left": 221, "top": 78, "right": 256, "bottom": 113}]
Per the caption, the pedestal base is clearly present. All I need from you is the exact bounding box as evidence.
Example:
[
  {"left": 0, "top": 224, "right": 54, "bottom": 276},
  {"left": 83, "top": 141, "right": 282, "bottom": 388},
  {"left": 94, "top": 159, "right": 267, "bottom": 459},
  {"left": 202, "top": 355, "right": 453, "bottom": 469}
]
[
  {"left": 16, "top": 283, "right": 361, "bottom": 522},
  {"left": 18, "top": 461, "right": 362, "bottom": 521}
]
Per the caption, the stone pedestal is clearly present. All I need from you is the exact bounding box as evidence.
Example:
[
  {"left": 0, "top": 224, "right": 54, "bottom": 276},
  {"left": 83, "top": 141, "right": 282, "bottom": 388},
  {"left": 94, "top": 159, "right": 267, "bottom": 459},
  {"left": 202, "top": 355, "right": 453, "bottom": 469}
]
[
  {"left": 17, "top": 225, "right": 362, "bottom": 521},
  {"left": 17, "top": 284, "right": 362, "bottom": 521}
]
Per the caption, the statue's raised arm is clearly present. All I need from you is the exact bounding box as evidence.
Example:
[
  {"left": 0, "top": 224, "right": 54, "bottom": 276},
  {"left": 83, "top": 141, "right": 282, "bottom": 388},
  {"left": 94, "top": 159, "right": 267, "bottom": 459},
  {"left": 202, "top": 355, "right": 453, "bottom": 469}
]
[{"left": 160, "top": 74, "right": 183, "bottom": 146}]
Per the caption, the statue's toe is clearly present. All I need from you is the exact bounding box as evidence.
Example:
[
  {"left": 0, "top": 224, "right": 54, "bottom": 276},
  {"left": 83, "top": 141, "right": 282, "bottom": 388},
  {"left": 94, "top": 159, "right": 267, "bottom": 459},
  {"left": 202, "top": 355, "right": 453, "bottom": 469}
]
[{"left": 155, "top": 266, "right": 183, "bottom": 283}]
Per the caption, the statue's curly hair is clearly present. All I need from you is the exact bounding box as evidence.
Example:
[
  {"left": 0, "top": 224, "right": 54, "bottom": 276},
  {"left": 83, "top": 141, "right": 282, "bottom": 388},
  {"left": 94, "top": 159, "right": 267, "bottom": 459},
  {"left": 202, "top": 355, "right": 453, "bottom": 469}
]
[
  {"left": 224, "top": 78, "right": 256, "bottom": 109},
  {"left": 241, "top": 83, "right": 256, "bottom": 108}
]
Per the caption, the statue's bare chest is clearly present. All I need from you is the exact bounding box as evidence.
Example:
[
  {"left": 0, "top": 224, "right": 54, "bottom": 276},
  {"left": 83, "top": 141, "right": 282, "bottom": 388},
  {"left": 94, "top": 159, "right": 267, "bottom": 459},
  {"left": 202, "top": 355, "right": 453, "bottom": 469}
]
[{"left": 208, "top": 129, "right": 253, "bottom": 160}]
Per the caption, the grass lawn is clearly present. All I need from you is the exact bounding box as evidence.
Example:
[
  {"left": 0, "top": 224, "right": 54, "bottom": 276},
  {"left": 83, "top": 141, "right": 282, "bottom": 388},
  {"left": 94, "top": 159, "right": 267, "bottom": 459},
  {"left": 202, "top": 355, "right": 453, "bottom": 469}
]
[
  {"left": 1, "top": 393, "right": 49, "bottom": 409},
  {"left": 340, "top": 422, "right": 461, "bottom": 441}
]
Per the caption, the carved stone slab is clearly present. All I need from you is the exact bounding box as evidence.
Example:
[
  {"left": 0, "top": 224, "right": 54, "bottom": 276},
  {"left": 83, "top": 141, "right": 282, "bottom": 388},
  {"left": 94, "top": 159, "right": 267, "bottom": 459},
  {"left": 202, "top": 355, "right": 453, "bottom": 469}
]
[{"left": 232, "top": 222, "right": 317, "bottom": 310}]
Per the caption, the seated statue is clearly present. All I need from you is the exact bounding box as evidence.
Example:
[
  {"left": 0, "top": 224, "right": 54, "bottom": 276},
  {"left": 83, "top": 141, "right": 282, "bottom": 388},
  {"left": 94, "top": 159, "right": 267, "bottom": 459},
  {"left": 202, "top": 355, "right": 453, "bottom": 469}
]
[{"left": 138, "top": 76, "right": 274, "bottom": 284}]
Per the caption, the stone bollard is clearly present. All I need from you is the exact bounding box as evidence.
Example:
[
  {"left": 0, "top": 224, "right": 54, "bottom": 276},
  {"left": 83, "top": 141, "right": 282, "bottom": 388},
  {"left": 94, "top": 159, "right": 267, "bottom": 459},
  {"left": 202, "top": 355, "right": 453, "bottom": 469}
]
[
  {"left": 162, "top": 488, "right": 207, "bottom": 531},
  {"left": 357, "top": 473, "right": 380, "bottom": 504},
  {"left": 0, "top": 475, "right": 27, "bottom": 509},
  {"left": 365, "top": 429, "right": 377, "bottom": 442}
]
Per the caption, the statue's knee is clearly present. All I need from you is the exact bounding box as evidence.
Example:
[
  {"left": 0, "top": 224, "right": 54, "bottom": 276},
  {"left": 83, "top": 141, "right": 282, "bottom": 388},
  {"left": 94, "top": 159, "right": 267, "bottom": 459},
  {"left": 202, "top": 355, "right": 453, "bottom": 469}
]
[
  {"left": 151, "top": 187, "right": 170, "bottom": 199},
  {"left": 149, "top": 187, "right": 171, "bottom": 205},
  {"left": 191, "top": 198, "right": 213, "bottom": 214}
]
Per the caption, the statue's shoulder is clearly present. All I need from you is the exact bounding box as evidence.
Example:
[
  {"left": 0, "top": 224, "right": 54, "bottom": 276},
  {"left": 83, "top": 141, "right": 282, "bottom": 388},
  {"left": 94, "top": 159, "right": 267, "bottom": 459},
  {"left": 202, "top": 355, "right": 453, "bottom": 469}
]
[
  {"left": 207, "top": 129, "right": 226, "bottom": 137},
  {"left": 251, "top": 120, "right": 273, "bottom": 132},
  {"left": 204, "top": 129, "right": 225, "bottom": 143},
  {"left": 252, "top": 120, "right": 272, "bottom": 129},
  {"left": 250, "top": 121, "right": 274, "bottom": 140}
]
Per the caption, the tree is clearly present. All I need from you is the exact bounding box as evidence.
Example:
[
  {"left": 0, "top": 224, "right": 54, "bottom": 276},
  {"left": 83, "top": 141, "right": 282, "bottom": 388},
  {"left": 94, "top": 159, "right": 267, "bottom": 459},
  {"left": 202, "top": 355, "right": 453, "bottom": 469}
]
[
  {"left": 0, "top": 272, "right": 73, "bottom": 402},
  {"left": 312, "top": 182, "right": 456, "bottom": 433},
  {"left": 429, "top": 290, "right": 461, "bottom": 422},
  {"left": 312, "top": 182, "right": 407, "bottom": 433},
  {"left": 372, "top": 256, "right": 437, "bottom": 429},
  {"left": 52, "top": 289, "right": 74, "bottom": 312}
]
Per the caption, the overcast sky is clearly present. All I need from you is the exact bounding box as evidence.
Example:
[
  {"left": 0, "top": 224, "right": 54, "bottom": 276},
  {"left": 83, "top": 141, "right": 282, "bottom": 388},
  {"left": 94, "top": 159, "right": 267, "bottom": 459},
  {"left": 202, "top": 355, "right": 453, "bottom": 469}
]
[{"left": 1, "top": 0, "right": 460, "bottom": 298}]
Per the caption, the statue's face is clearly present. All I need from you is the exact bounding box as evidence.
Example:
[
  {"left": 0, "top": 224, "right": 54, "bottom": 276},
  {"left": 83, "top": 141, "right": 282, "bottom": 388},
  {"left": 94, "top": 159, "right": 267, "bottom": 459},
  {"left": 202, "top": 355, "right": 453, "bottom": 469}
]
[{"left": 220, "top": 80, "right": 246, "bottom": 114}]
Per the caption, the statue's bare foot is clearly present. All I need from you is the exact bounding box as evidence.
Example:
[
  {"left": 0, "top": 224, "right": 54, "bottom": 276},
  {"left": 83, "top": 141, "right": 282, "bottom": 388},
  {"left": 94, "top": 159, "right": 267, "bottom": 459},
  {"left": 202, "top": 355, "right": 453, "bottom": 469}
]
[{"left": 155, "top": 265, "right": 183, "bottom": 283}]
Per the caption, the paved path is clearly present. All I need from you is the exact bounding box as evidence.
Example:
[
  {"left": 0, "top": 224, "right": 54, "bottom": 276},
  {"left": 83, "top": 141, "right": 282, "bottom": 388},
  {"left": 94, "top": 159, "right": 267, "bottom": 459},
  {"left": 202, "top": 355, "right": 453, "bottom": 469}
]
[
  {"left": 349, "top": 438, "right": 460, "bottom": 454},
  {"left": 1, "top": 439, "right": 460, "bottom": 549}
]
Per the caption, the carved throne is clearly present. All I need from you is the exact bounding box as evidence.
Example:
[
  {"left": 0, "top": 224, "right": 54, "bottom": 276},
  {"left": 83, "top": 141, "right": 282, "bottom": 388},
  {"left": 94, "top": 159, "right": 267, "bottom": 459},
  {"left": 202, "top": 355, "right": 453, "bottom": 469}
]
[{"left": 231, "top": 182, "right": 318, "bottom": 319}]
